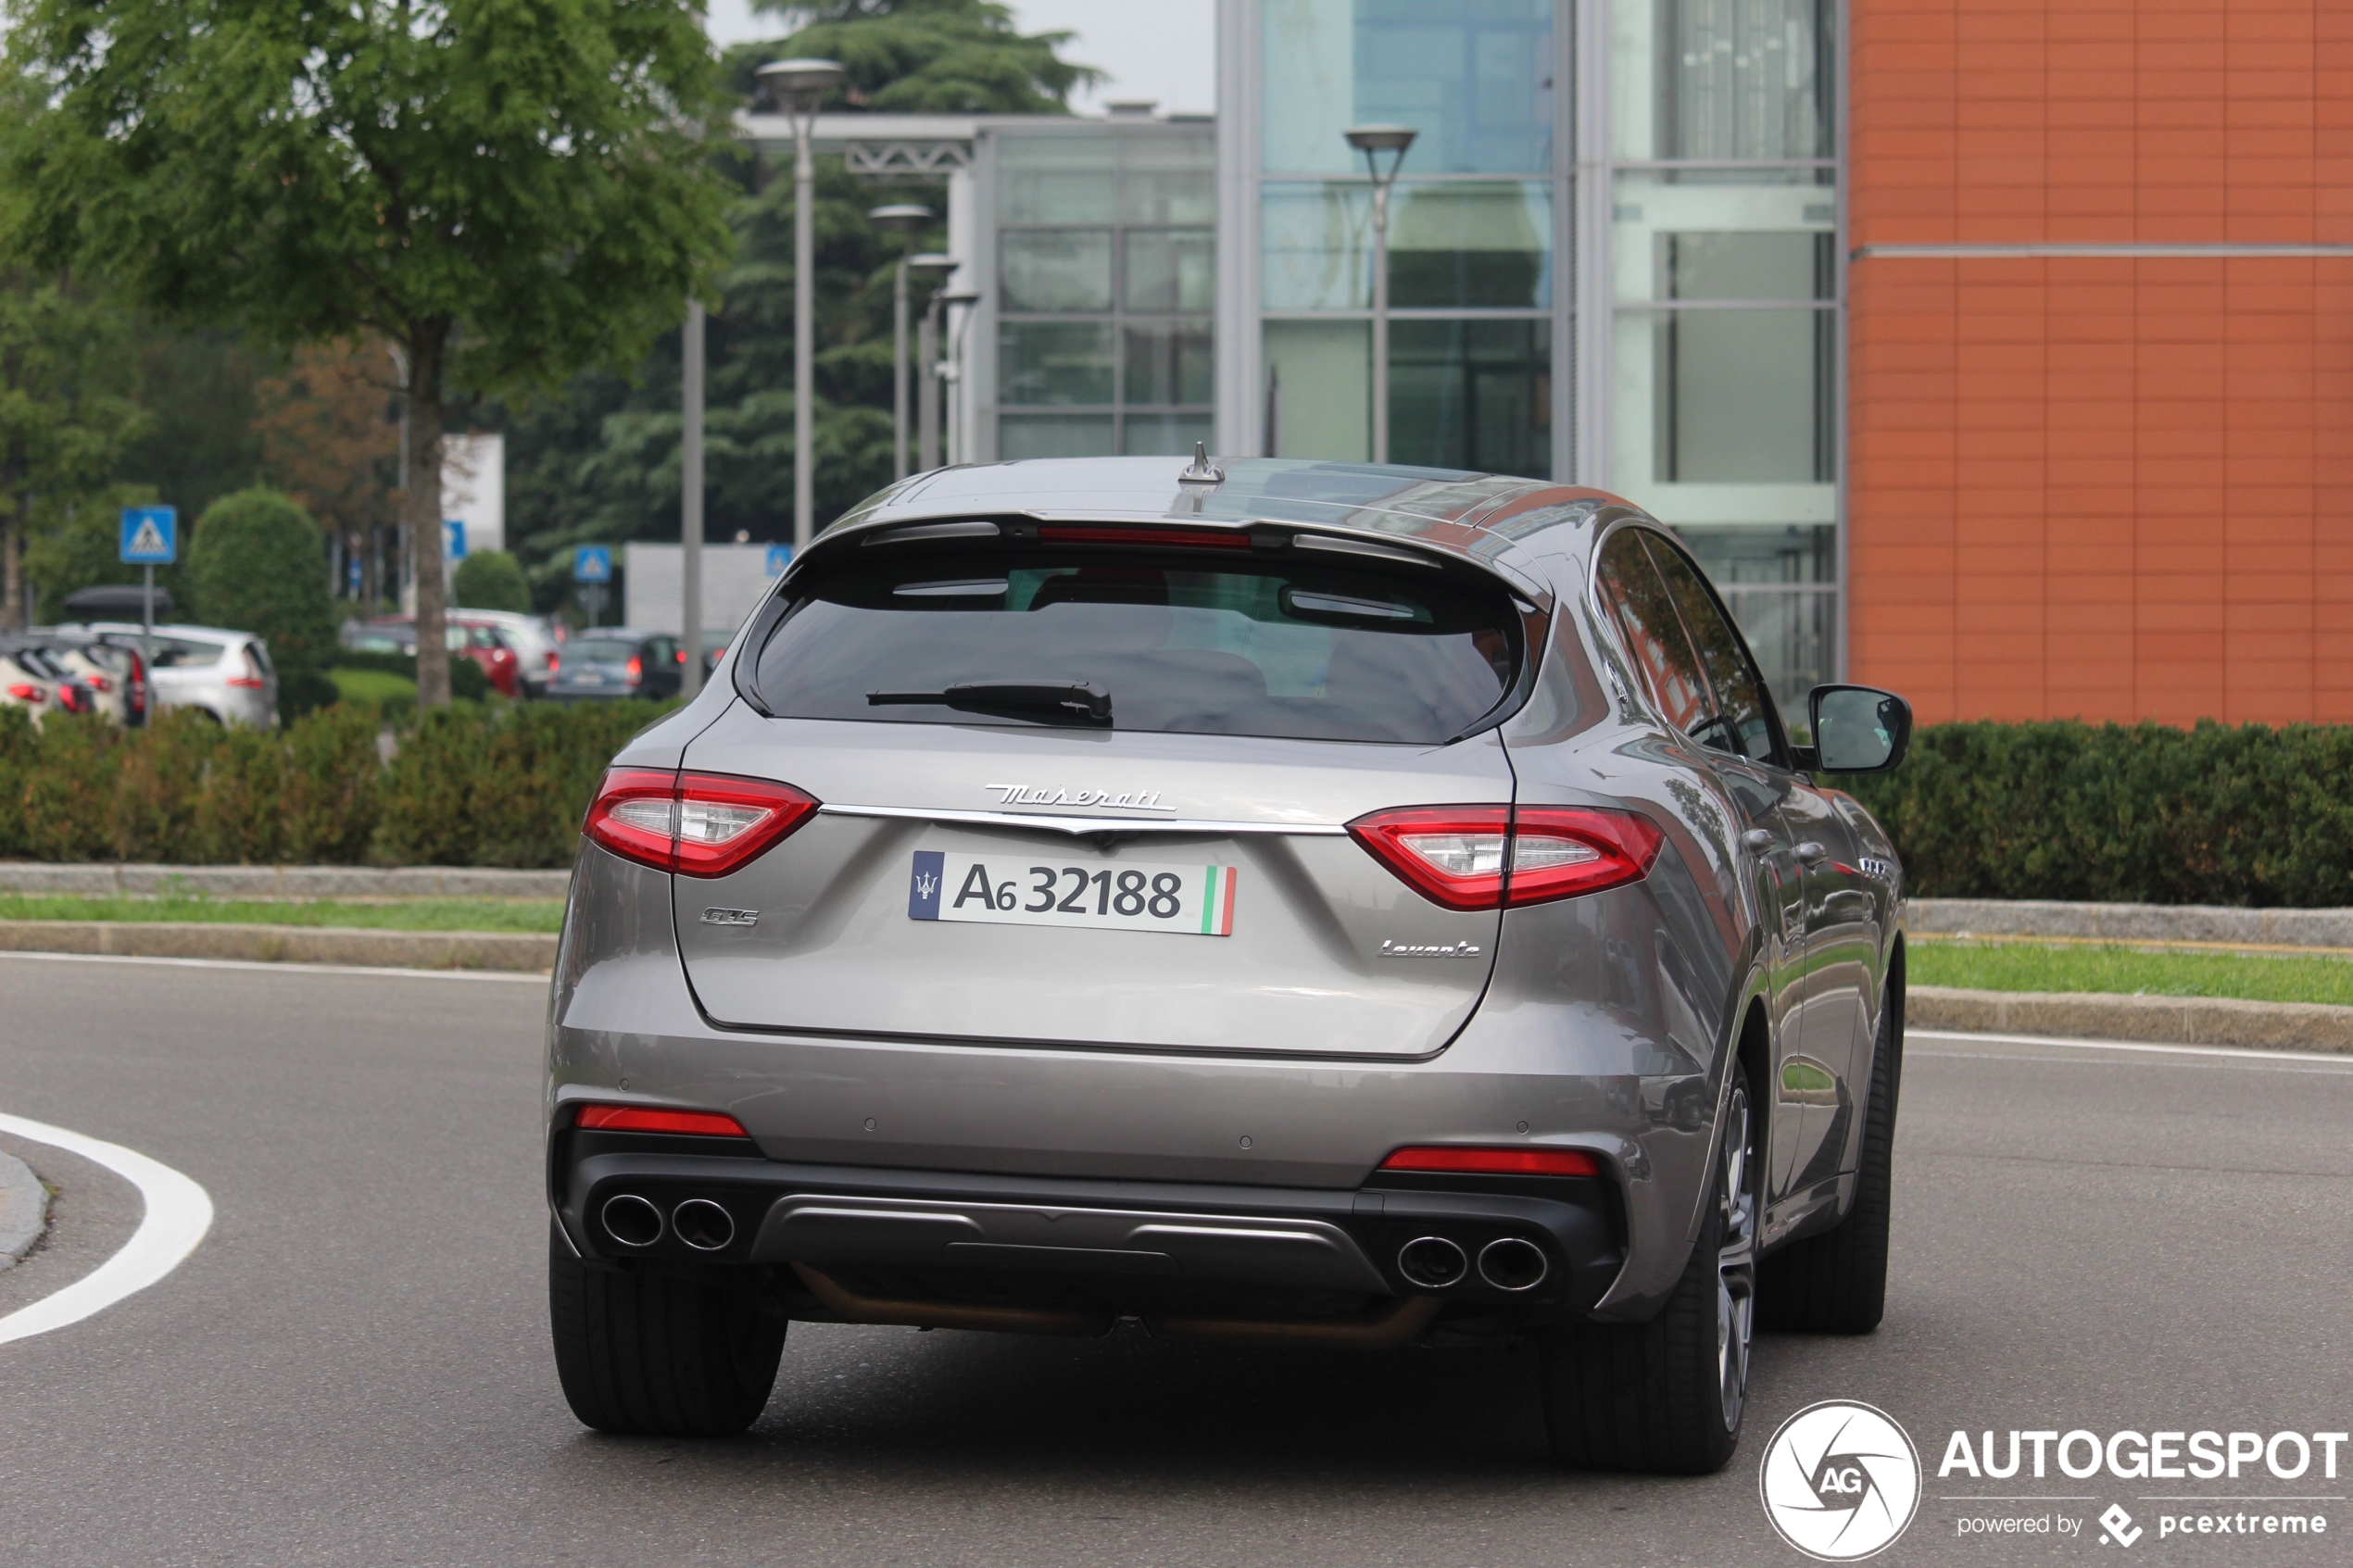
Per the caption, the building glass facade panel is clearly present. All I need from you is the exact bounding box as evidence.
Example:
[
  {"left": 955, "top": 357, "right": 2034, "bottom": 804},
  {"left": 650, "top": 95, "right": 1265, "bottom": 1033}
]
[
  {"left": 1252, "top": 0, "right": 1560, "bottom": 470},
  {"left": 992, "top": 129, "right": 1215, "bottom": 459},
  {"left": 1607, "top": 0, "right": 1840, "bottom": 699}
]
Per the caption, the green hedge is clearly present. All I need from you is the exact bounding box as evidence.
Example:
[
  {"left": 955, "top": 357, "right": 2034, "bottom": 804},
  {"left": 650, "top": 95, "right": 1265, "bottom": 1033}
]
[
  {"left": 333, "top": 648, "right": 492, "bottom": 700},
  {"left": 0, "top": 700, "right": 676, "bottom": 867},
  {"left": 1838, "top": 720, "right": 2353, "bottom": 908}
]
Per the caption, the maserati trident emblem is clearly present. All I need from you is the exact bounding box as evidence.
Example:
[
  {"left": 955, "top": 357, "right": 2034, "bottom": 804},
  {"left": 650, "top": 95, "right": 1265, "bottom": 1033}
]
[{"left": 987, "top": 784, "right": 1176, "bottom": 812}]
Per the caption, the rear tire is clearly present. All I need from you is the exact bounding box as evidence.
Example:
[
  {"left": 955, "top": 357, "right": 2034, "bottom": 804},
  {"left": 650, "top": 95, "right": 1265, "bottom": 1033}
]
[
  {"left": 1540, "top": 1060, "right": 1759, "bottom": 1474},
  {"left": 1758, "top": 985, "right": 1902, "bottom": 1334},
  {"left": 548, "top": 1224, "right": 786, "bottom": 1436}
]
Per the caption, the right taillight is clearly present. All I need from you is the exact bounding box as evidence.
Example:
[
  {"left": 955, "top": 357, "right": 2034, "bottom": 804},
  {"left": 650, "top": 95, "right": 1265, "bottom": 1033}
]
[
  {"left": 1348, "top": 805, "right": 1663, "bottom": 910},
  {"left": 582, "top": 767, "right": 821, "bottom": 877}
]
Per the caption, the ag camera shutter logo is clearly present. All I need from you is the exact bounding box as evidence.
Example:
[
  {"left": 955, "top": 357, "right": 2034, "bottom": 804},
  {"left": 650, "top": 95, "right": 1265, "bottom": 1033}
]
[{"left": 1759, "top": 1400, "right": 1923, "bottom": 1561}]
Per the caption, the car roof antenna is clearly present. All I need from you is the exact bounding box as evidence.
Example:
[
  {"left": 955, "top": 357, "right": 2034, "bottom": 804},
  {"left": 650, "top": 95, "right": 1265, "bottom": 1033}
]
[{"left": 1176, "top": 442, "right": 1225, "bottom": 488}]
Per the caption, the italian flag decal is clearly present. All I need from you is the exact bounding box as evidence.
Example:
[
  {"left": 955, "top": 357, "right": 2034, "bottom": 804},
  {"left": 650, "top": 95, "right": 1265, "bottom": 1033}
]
[{"left": 1202, "top": 865, "right": 1239, "bottom": 936}]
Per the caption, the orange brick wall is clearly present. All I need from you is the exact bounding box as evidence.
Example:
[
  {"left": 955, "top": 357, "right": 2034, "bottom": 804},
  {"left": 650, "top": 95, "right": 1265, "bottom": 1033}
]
[{"left": 1845, "top": 0, "right": 2353, "bottom": 723}]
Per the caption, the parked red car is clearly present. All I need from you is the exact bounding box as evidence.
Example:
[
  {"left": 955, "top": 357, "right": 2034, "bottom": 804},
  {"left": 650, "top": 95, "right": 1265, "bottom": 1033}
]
[{"left": 357, "top": 615, "right": 524, "bottom": 698}]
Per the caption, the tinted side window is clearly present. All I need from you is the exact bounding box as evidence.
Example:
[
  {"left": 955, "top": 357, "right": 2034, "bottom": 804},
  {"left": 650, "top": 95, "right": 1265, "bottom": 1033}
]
[
  {"left": 1640, "top": 534, "right": 1780, "bottom": 766},
  {"left": 1593, "top": 531, "right": 1713, "bottom": 735}
]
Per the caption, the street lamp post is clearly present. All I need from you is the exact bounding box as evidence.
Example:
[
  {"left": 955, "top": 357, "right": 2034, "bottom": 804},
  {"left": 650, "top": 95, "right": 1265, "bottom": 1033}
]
[
  {"left": 935, "top": 290, "right": 980, "bottom": 467},
  {"left": 1343, "top": 124, "right": 1417, "bottom": 465},
  {"left": 758, "top": 57, "right": 845, "bottom": 553},
  {"left": 908, "top": 256, "right": 955, "bottom": 470},
  {"left": 868, "top": 205, "right": 933, "bottom": 482},
  {"left": 681, "top": 296, "right": 705, "bottom": 700}
]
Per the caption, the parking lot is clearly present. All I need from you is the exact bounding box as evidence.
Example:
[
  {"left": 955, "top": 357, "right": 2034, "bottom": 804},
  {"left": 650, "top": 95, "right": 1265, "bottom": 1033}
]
[{"left": 2, "top": 952, "right": 2348, "bottom": 1566}]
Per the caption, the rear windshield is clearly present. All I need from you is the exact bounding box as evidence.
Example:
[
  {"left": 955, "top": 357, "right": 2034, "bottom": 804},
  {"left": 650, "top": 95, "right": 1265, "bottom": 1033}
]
[
  {"left": 565, "top": 639, "right": 637, "bottom": 663},
  {"left": 746, "top": 549, "right": 1526, "bottom": 744}
]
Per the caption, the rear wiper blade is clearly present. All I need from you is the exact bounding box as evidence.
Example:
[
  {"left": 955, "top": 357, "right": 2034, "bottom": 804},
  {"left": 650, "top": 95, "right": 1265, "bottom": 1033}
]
[{"left": 868, "top": 680, "right": 1112, "bottom": 727}]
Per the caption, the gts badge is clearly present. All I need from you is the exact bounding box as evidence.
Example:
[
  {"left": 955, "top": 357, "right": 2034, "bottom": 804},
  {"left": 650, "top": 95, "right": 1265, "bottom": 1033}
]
[
  {"left": 1380, "top": 938, "right": 1483, "bottom": 959},
  {"left": 700, "top": 908, "right": 761, "bottom": 927}
]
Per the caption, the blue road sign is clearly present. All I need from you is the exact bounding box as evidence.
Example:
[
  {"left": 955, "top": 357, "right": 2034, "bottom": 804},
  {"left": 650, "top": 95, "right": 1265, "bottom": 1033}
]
[
  {"left": 573, "top": 546, "right": 613, "bottom": 583},
  {"left": 443, "top": 520, "right": 468, "bottom": 560},
  {"left": 764, "top": 543, "right": 794, "bottom": 578},
  {"left": 120, "top": 506, "right": 178, "bottom": 565}
]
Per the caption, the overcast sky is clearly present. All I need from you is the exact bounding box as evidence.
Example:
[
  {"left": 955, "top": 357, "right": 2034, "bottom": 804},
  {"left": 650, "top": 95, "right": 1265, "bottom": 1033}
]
[{"left": 703, "top": 1, "right": 1216, "bottom": 117}]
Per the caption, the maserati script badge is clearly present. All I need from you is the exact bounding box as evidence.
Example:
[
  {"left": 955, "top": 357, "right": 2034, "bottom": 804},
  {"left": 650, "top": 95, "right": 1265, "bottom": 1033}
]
[{"left": 987, "top": 784, "right": 1175, "bottom": 812}]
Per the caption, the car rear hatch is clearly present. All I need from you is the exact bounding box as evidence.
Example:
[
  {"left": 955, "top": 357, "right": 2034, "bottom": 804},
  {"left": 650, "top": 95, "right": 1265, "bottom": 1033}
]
[{"left": 661, "top": 521, "right": 1540, "bottom": 1060}]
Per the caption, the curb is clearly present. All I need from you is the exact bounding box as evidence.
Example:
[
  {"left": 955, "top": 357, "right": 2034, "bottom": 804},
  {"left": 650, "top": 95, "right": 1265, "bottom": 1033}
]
[
  {"left": 1912, "top": 898, "right": 2353, "bottom": 949},
  {"left": 0, "top": 922, "right": 557, "bottom": 973},
  {"left": 1910, "top": 985, "right": 2353, "bottom": 1053},
  {"left": 0, "top": 1150, "right": 46, "bottom": 1271},
  {"left": 0, "top": 863, "right": 572, "bottom": 900}
]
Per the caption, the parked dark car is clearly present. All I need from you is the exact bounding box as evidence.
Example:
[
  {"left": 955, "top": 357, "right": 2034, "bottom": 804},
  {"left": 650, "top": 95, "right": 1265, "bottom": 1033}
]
[{"left": 548, "top": 630, "right": 684, "bottom": 701}]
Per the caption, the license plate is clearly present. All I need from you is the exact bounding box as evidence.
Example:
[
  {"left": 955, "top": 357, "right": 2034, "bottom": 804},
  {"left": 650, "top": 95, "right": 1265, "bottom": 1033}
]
[{"left": 908, "top": 850, "right": 1236, "bottom": 936}]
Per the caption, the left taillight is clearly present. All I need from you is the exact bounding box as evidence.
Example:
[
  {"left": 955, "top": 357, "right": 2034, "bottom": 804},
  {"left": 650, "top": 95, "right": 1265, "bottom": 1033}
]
[
  {"left": 1347, "top": 804, "right": 1664, "bottom": 910},
  {"left": 582, "top": 767, "right": 820, "bottom": 877},
  {"left": 225, "top": 647, "right": 267, "bottom": 689}
]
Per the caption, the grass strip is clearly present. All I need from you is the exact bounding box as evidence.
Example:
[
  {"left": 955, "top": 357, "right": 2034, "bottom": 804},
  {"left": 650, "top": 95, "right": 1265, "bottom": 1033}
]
[
  {"left": 0, "top": 894, "right": 564, "bottom": 935},
  {"left": 1911, "top": 938, "right": 2353, "bottom": 1008}
]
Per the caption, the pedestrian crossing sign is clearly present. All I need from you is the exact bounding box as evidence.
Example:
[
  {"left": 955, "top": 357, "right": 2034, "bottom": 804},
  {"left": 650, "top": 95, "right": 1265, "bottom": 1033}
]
[{"left": 120, "top": 507, "right": 178, "bottom": 565}]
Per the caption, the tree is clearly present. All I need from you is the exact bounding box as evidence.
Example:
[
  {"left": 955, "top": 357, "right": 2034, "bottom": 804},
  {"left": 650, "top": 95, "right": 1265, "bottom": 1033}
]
[
  {"left": 736, "top": 0, "right": 1098, "bottom": 113},
  {"left": 1, "top": 2, "right": 736, "bottom": 706},
  {"left": 0, "top": 280, "right": 145, "bottom": 629},
  {"left": 255, "top": 339, "right": 400, "bottom": 603},
  {"left": 187, "top": 487, "right": 338, "bottom": 718},
  {"left": 452, "top": 548, "right": 531, "bottom": 612},
  {"left": 488, "top": 0, "right": 1096, "bottom": 612}
]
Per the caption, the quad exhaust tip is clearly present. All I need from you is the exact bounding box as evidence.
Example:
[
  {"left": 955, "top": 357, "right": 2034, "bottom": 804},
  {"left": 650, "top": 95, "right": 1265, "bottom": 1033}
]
[
  {"left": 1478, "top": 1236, "right": 1549, "bottom": 1292},
  {"left": 673, "top": 1198, "right": 736, "bottom": 1252},
  {"left": 601, "top": 1193, "right": 664, "bottom": 1248},
  {"left": 1397, "top": 1236, "right": 1467, "bottom": 1289}
]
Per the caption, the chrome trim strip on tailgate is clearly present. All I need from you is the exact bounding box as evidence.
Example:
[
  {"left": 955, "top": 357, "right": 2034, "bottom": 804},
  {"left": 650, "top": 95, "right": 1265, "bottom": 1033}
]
[{"left": 818, "top": 804, "right": 1350, "bottom": 836}]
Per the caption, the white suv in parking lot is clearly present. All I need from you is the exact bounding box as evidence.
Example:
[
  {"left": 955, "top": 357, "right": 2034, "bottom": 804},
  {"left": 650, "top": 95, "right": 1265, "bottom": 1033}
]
[{"left": 51, "top": 622, "right": 279, "bottom": 727}]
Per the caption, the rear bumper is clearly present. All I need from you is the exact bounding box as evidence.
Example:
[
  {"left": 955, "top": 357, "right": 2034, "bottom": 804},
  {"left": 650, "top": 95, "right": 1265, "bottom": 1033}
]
[{"left": 551, "top": 1132, "right": 1624, "bottom": 1329}]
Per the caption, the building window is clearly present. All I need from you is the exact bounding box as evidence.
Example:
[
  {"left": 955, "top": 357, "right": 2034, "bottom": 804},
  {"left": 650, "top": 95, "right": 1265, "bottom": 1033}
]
[
  {"left": 996, "top": 132, "right": 1214, "bottom": 459},
  {"left": 1256, "top": 1, "right": 1558, "bottom": 473},
  {"left": 1609, "top": 0, "right": 1839, "bottom": 698}
]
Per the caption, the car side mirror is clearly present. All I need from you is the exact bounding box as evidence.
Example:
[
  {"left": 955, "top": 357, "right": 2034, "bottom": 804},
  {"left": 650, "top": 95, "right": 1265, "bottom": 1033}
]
[{"left": 1795, "top": 684, "right": 1912, "bottom": 773}]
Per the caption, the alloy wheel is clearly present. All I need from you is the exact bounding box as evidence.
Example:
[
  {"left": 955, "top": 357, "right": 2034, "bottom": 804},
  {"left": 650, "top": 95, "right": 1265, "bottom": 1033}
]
[{"left": 1716, "top": 1079, "right": 1758, "bottom": 1430}]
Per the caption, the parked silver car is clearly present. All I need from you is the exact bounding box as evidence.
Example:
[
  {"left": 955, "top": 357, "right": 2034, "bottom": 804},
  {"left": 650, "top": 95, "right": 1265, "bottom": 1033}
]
[
  {"left": 55, "top": 622, "right": 277, "bottom": 727},
  {"left": 545, "top": 457, "right": 1912, "bottom": 1472}
]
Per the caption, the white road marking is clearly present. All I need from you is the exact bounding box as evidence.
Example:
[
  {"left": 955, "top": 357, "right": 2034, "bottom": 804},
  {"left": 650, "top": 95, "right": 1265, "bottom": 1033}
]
[
  {"left": 0, "top": 1113, "right": 215, "bottom": 1345},
  {"left": 0, "top": 950, "right": 547, "bottom": 984},
  {"left": 1911, "top": 1027, "right": 2353, "bottom": 1068}
]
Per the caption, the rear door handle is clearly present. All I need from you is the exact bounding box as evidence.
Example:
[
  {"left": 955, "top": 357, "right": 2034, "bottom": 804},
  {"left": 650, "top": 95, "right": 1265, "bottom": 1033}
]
[
  {"left": 1793, "top": 841, "right": 1828, "bottom": 866},
  {"left": 1740, "top": 829, "right": 1777, "bottom": 853}
]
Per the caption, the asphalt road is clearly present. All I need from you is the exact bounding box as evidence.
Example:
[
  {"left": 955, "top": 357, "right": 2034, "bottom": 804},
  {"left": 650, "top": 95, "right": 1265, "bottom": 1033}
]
[{"left": 2, "top": 951, "right": 2349, "bottom": 1567}]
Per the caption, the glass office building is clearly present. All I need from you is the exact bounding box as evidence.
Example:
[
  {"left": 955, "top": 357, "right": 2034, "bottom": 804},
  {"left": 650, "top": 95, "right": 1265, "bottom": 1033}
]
[
  {"left": 1215, "top": 0, "right": 1842, "bottom": 693},
  {"left": 932, "top": 1, "right": 1842, "bottom": 692}
]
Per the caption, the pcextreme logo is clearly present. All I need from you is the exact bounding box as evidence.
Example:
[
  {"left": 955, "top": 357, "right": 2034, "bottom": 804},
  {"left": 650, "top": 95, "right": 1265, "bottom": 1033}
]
[{"left": 1759, "top": 1400, "right": 1924, "bottom": 1562}]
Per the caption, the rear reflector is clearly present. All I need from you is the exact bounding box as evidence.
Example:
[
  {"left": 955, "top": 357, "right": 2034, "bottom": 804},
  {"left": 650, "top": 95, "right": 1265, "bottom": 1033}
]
[
  {"left": 575, "top": 1104, "right": 750, "bottom": 1138},
  {"left": 1037, "top": 524, "right": 1252, "bottom": 551},
  {"left": 1346, "top": 805, "right": 1664, "bottom": 909},
  {"left": 584, "top": 768, "right": 820, "bottom": 877},
  {"left": 1380, "top": 1146, "right": 1603, "bottom": 1178}
]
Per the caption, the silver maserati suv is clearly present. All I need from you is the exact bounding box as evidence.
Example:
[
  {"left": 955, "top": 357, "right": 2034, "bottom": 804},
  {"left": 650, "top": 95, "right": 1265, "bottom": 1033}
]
[{"left": 545, "top": 455, "right": 1912, "bottom": 1474}]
